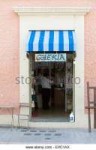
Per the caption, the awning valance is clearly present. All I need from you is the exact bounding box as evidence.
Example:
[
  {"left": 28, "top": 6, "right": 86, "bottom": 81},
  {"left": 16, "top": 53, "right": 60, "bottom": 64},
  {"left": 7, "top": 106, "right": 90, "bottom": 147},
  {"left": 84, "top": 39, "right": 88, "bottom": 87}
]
[{"left": 27, "top": 30, "right": 76, "bottom": 52}]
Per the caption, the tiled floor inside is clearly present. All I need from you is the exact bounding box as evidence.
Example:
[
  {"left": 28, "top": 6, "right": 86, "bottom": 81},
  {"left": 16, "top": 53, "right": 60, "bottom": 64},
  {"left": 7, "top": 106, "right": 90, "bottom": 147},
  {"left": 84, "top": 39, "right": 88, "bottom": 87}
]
[{"left": 31, "top": 107, "right": 70, "bottom": 122}]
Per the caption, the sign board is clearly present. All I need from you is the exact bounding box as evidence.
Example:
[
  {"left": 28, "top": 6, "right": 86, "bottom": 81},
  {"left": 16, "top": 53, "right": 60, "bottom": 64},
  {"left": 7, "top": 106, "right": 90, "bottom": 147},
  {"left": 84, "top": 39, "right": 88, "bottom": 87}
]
[{"left": 35, "top": 53, "right": 66, "bottom": 62}]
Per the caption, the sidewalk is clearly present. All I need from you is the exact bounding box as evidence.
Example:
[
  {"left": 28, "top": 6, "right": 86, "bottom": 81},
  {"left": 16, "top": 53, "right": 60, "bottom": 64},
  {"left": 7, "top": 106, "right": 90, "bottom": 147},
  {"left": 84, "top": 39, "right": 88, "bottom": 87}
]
[{"left": 0, "top": 127, "right": 96, "bottom": 144}]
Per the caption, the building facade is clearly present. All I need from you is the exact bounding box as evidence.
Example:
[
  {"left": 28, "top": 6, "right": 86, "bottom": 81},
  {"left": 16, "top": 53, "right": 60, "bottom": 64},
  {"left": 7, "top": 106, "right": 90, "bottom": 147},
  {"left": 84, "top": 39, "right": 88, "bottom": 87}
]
[{"left": 0, "top": 0, "right": 96, "bottom": 128}]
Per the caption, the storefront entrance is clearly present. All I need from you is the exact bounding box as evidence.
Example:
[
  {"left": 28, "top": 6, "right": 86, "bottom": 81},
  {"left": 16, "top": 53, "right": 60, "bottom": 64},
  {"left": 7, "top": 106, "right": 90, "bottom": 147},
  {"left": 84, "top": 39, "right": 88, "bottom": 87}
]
[
  {"left": 15, "top": 6, "right": 89, "bottom": 128},
  {"left": 30, "top": 53, "right": 75, "bottom": 122}
]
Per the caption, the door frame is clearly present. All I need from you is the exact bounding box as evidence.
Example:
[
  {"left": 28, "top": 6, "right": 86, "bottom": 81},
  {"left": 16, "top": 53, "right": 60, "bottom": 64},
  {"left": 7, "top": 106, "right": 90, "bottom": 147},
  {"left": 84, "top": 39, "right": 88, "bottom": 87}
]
[{"left": 14, "top": 7, "right": 91, "bottom": 128}]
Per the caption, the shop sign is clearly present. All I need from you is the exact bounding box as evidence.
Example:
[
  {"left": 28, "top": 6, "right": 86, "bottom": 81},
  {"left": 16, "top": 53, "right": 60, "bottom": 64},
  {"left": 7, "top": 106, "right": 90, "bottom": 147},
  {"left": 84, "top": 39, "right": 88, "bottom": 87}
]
[{"left": 35, "top": 53, "right": 66, "bottom": 62}]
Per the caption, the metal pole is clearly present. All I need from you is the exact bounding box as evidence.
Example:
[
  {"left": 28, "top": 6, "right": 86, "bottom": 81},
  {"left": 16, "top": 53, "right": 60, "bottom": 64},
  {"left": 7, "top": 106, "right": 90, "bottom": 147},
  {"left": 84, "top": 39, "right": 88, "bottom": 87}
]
[{"left": 87, "top": 82, "right": 91, "bottom": 132}]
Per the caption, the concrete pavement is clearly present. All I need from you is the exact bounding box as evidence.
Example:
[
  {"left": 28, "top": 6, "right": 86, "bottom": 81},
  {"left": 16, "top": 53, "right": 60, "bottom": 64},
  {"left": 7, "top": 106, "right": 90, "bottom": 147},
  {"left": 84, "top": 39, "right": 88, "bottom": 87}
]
[{"left": 0, "top": 127, "right": 96, "bottom": 144}]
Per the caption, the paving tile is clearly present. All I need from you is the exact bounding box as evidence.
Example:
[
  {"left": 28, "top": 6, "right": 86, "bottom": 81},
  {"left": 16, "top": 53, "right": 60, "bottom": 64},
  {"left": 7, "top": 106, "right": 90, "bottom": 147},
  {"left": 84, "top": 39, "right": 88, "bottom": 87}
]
[
  {"left": 45, "top": 133, "right": 52, "bottom": 136},
  {"left": 39, "top": 130, "right": 46, "bottom": 132},
  {"left": 34, "top": 133, "right": 41, "bottom": 136},
  {"left": 54, "top": 133, "right": 62, "bottom": 136},
  {"left": 24, "top": 133, "right": 32, "bottom": 136},
  {"left": 30, "top": 130, "right": 37, "bottom": 132},
  {"left": 48, "top": 130, "right": 56, "bottom": 133},
  {"left": 45, "top": 138, "right": 51, "bottom": 140}
]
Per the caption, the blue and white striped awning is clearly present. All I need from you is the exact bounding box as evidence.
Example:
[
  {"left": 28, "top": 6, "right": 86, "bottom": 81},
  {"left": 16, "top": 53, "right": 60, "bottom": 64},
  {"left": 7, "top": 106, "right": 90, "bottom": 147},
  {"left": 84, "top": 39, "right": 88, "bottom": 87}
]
[{"left": 27, "top": 30, "right": 76, "bottom": 52}]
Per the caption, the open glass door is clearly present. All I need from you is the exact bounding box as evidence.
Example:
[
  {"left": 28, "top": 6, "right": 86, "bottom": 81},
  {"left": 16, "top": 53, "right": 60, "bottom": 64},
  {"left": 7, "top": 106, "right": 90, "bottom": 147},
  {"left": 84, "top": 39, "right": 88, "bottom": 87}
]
[{"left": 65, "top": 54, "right": 75, "bottom": 117}]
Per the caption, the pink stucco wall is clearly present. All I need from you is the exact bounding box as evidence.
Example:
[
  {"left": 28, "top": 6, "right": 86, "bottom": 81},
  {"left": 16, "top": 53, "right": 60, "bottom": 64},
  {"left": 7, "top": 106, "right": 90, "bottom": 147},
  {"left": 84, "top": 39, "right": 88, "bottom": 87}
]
[
  {"left": 0, "top": 0, "right": 96, "bottom": 113},
  {"left": 0, "top": 1, "right": 20, "bottom": 109}
]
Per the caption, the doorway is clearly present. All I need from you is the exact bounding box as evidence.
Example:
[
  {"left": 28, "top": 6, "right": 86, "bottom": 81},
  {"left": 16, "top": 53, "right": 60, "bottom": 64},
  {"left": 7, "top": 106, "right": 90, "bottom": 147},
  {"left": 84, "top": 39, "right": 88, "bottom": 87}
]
[{"left": 30, "top": 53, "right": 75, "bottom": 122}]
